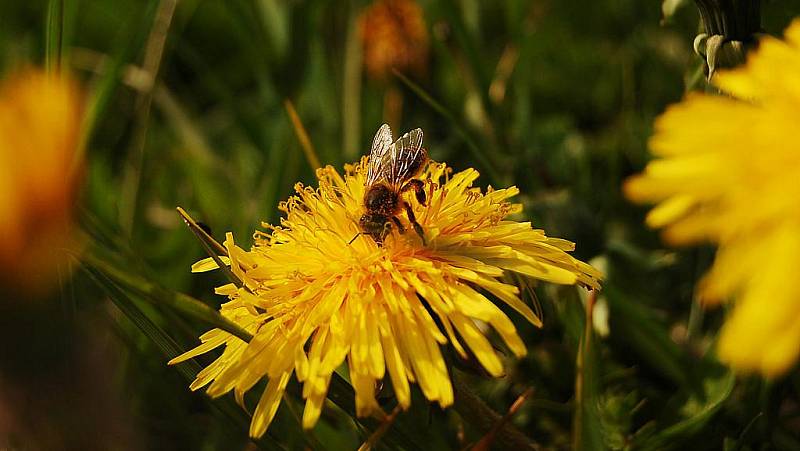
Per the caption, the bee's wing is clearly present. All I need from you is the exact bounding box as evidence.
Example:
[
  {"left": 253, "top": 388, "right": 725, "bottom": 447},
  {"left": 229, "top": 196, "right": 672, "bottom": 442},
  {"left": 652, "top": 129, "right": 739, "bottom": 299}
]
[
  {"left": 391, "top": 128, "right": 426, "bottom": 186},
  {"left": 366, "top": 123, "right": 394, "bottom": 186}
]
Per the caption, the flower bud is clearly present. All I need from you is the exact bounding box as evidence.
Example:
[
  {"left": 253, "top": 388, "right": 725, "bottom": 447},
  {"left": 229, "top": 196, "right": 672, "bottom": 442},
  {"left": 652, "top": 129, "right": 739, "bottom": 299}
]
[{"left": 693, "top": 0, "right": 762, "bottom": 79}]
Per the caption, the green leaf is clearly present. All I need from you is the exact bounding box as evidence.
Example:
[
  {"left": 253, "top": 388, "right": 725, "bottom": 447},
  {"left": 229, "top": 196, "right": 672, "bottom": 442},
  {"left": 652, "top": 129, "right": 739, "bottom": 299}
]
[
  {"left": 605, "top": 286, "right": 693, "bottom": 388},
  {"left": 639, "top": 369, "right": 735, "bottom": 450},
  {"left": 79, "top": 0, "right": 160, "bottom": 156}
]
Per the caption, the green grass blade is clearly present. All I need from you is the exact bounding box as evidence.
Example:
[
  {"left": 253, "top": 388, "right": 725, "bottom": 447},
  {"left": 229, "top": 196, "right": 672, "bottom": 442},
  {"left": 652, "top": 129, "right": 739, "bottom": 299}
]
[
  {"left": 176, "top": 207, "right": 247, "bottom": 289},
  {"left": 78, "top": 0, "right": 160, "bottom": 165},
  {"left": 284, "top": 99, "right": 322, "bottom": 170},
  {"left": 432, "top": 0, "right": 492, "bottom": 109},
  {"left": 82, "top": 264, "right": 196, "bottom": 378},
  {"left": 323, "top": 374, "right": 428, "bottom": 451},
  {"left": 82, "top": 265, "right": 284, "bottom": 450},
  {"left": 118, "top": 0, "right": 180, "bottom": 235},
  {"left": 393, "top": 70, "right": 502, "bottom": 185},
  {"left": 639, "top": 370, "right": 735, "bottom": 450},
  {"left": 82, "top": 249, "right": 253, "bottom": 343},
  {"left": 45, "top": 0, "right": 64, "bottom": 73},
  {"left": 342, "top": 1, "right": 362, "bottom": 159},
  {"left": 605, "top": 286, "right": 693, "bottom": 388}
]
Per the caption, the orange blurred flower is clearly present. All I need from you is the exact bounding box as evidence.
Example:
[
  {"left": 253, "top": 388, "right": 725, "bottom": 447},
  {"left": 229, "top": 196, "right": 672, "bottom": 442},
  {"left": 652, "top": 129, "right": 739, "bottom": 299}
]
[
  {"left": 0, "top": 69, "right": 84, "bottom": 296},
  {"left": 359, "top": 0, "right": 429, "bottom": 81}
]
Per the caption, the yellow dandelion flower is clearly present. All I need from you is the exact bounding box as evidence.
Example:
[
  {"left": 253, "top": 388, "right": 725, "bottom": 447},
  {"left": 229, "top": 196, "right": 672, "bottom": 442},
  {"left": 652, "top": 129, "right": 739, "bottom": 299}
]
[
  {"left": 172, "top": 153, "right": 600, "bottom": 438},
  {"left": 0, "top": 69, "right": 83, "bottom": 296},
  {"left": 624, "top": 19, "right": 800, "bottom": 376}
]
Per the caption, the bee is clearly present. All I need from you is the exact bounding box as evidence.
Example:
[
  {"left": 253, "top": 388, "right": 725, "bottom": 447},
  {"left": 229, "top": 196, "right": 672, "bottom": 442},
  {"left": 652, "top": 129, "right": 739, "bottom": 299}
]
[{"left": 353, "top": 123, "right": 429, "bottom": 246}]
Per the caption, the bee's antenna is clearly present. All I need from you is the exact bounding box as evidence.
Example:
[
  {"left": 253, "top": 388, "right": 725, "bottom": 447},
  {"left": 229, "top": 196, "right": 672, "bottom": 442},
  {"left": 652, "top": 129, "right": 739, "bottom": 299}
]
[{"left": 348, "top": 232, "right": 365, "bottom": 245}]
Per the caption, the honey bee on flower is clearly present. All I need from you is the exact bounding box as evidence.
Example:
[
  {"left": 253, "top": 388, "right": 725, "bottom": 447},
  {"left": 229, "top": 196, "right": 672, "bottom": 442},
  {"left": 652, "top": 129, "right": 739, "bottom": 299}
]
[
  {"left": 356, "top": 124, "right": 429, "bottom": 246},
  {"left": 171, "top": 126, "right": 602, "bottom": 438}
]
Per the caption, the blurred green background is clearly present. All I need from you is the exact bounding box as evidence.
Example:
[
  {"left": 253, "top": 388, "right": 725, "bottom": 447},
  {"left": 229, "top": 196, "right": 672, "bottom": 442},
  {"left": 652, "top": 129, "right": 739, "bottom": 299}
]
[{"left": 1, "top": 0, "right": 799, "bottom": 449}]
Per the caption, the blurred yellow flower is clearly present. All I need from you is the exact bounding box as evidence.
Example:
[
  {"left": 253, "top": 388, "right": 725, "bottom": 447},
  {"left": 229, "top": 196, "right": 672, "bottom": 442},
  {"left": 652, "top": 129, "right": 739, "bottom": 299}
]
[
  {"left": 625, "top": 19, "right": 800, "bottom": 377},
  {"left": 171, "top": 159, "right": 601, "bottom": 437},
  {"left": 0, "top": 69, "right": 83, "bottom": 296},
  {"left": 359, "top": 0, "right": 429, "bottom": 81}
]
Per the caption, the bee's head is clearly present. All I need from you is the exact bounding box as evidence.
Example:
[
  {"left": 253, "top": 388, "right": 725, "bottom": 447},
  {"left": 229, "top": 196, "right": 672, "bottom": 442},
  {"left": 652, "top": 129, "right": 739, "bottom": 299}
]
[{"left": 358, "top": 213, "right": 391, "bottom": 245}]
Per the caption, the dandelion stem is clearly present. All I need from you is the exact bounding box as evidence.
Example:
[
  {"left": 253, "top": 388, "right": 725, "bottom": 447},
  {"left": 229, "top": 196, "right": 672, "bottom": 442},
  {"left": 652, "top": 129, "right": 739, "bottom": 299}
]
[
  {"left": 452, "top": 369, "right": 538, "bottom": 451},
  {"left": 573, "top": 290, "right": 601, "bottom": 450},
  {"left": 357, "top": 406, "right": 402, "bottom": 451},
  {"left": 470, "top": 388, "right": 535, "bottom": 451}
]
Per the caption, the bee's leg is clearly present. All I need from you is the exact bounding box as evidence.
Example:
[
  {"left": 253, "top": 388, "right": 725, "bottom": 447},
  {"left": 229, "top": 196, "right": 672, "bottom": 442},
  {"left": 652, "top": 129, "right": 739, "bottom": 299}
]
[
  {"left": 401, "top": 179, "right": 427, "bottom": 206},
  {"left": 402, "top": 201, "right": 426, "bottom": 245},
  {"left": 392, "top": 216, "right": 406, "bottom": 234},
  {"left": 380, "top": 220, "right": 393, "bottom": 243}
]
